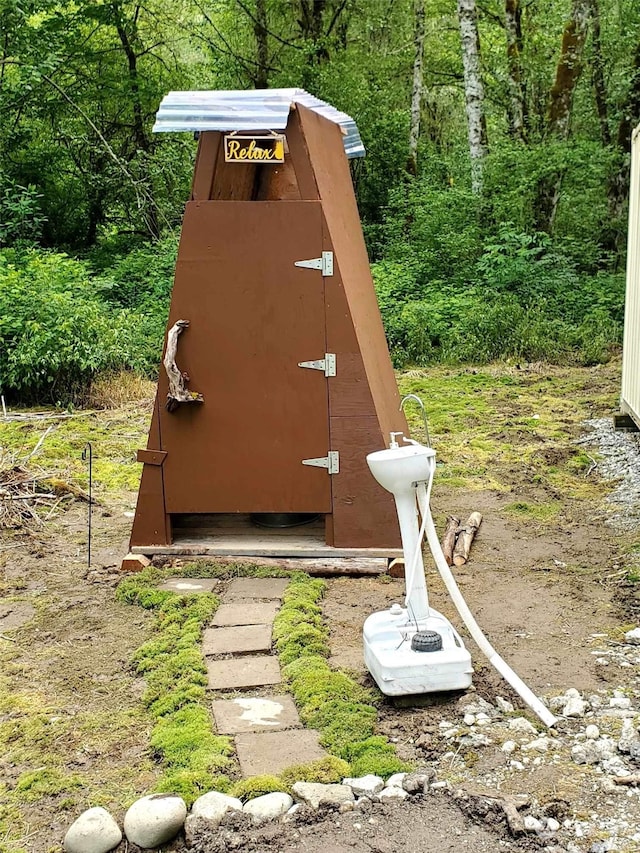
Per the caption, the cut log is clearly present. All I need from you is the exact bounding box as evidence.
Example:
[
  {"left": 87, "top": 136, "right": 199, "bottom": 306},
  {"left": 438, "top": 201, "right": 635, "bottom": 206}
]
[
  {"left": 441, "top": 515, "right": 461, "bottom": 566},
  {"left": 453, "top": 511, "right": 483, "bottom": 566},
  {"left": 612, "top": 775, "right": 640, "bottom": 786},
  {"left": 164, "top": 319, "right": 204, "bottom": 412}
]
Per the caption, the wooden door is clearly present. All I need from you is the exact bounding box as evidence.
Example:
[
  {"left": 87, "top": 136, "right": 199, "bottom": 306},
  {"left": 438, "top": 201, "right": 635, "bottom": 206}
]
[{"left": 159, "top": 200, "right": 331, "bottom": 514}]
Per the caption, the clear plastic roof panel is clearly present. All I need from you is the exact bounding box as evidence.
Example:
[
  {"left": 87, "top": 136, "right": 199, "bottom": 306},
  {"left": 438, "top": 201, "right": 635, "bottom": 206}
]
[{"left": 153, "top": 88, "right": 365, "bottom": 159}]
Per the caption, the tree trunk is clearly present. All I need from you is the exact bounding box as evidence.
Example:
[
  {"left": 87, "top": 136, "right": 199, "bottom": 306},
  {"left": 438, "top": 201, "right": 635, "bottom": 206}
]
[
  {"left": 588, "top": 0, "right": 610, "bottom": 147},
  {"left": 85, "top": 187, "right": 106, "bottom": 246},
  {"left": 457, "top": 0, "right": 489, "bottom": 193},
  {"left": 298, "top": 0, "right": 329, "bottom": 62},
  {"left": 546, "top": 0, "right": 590, "bottom": 139},
  {"left": 112, "top": 3, "right": 149, "bottom": 154},
  {"left": 505, "top": 0, "right": 525, "bottom": 141},
  {"left": 254, "top": 0, "right": 269, "bottom": 88},
  {"left": 299, "top": 0, "right": 326, "bottom": 41},
  {"left": 534, "top": 0, "right": 590, "bottom": 233},
  {"left": 112, "top": 1, "right": 160, "bottom": 238},
  {"left": 407, "top": 0, "right": 426, "bottom": 176},
  {"left": 608, "top": 41, "right": 640, "bottom": 224}
]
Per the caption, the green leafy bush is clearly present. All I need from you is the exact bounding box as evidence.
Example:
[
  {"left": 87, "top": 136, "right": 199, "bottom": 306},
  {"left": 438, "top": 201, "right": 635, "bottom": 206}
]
[
  {"left": 372, "top": 230, "right": 623, "bottom": 369},
  {"left": 0, "top": 249, "right": 161, "bottom": 402},
  {"left": 0, "top": 174, "right": 46, "bottom": 248},
  {"left": 94, "top": 236, "right": 177, "bottom": 314},
  {"left": 368, "top": 149, "right": 624, "bottom": 369}
]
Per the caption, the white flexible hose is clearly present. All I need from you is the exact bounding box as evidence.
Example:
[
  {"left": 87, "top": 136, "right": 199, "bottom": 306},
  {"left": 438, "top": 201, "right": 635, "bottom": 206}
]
[{"left": 415, "top": 482, "right": 557, "bottom": 729}]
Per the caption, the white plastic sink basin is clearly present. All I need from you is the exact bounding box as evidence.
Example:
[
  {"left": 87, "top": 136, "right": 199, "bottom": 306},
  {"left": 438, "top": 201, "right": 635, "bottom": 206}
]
[{"left": 366, "top": 444, "right": 435, "bottom": 494}]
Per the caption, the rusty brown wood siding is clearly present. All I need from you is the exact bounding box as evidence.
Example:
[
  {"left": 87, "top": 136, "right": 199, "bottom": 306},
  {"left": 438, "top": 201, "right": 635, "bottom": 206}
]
[{"left": 297, "top": 105, "right": 407, "bottom": 441}]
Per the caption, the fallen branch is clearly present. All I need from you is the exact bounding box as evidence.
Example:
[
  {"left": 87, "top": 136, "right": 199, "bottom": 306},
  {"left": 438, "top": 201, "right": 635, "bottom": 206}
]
[
  {"left": 0, "top": 493, "right": 56, "bottom": 500},
  {"left": 441, "top": 515, "right": 461, "bottom": 566},
  {"left": 2, "top": 411, "right": 96, "bottom": 421},
  {"left": 454, "top": 789, "right": 530, "bottom": 837},
  {"left": 453, "top": 511, "right": 483, "bottom": 566},
  {"left": 44, "top": 479, "right": 93, "bottom": 503},
  {"left": 0, "top": 456, "right": 88, "bottom": 528},
  {"left": 25, "top": 424, "right": 56, "bottom": 460}
]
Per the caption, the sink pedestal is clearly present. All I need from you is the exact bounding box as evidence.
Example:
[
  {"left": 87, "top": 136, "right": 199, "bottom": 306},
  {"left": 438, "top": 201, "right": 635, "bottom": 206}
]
[{"left": 393, "top": 488, "right": 429, "bottom": 621}]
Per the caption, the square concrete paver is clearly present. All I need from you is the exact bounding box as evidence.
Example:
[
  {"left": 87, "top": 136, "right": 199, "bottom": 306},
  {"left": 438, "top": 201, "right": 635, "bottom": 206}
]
[
  {"left": 212, "top": 694, "right": 301, "bottom": 734},
  {"left": 235, "top": 730, "right": 326, "bottom": 776},
  {"left": 158, "top": 577, "right": 219, "bottom": 593},
  {"left": 211, "top": 600, "right": 279, "bottom": 627},
  {"left": 226, "top": 578, "right": 289, "bottom": 600},
  {"left": 207, "top": 655, "right": 281, "bottom": 690},
  {"left": 202, "top": 624, "right": 272, "bottom": 656}
]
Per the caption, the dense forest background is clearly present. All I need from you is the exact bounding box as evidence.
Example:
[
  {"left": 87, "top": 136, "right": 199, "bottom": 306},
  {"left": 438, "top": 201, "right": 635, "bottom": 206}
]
[{"left": 0, "top": 0, "right": 638, "bottom": 403}]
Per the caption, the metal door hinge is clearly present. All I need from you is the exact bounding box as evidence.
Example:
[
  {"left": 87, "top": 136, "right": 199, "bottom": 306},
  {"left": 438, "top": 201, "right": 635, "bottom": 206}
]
[
  {"left": 302, "top": 451, "right": 339, "bottom": 474},
  {"left": 294, "top": 251, "right": 334, "bottom": 276},
  {"left": 298, "top": 353, "right": 336, "bottom": 377}
]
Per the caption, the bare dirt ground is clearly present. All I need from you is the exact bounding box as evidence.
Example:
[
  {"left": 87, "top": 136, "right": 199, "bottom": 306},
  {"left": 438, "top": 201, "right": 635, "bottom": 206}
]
[{"left": 1, "top": 361, "right": 640, "bottom": 852}]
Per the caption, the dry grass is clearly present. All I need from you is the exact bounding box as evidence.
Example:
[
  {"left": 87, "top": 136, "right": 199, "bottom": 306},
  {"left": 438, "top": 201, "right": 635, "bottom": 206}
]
[{"left": 86, "top": 371, "right": 156, "bottom": 410}]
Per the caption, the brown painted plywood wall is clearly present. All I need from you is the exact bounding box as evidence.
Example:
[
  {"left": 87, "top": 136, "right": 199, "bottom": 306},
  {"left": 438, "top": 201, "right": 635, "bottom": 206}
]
[
  {"left": 297, "top": 105, "right": 406, "bottom": 441},
  {"left": 293, "top": 107, "right": 407, "bottom": 548}
]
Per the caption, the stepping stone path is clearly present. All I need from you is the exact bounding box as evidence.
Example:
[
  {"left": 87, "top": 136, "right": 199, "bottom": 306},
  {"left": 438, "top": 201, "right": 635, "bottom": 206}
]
[
  {"left": 159, "top": 578, "right": 219, "bottom": 593},
  {"left": 206, "top": 656, "right": 282, "bottom": 690},
  {"left": 212, "top": 600, "right": 280, "bottom": 627},
  {"left": 211, "top": 694, "right": 301, "bottom": 733},
  {"left": 164, "top": 576, "right": 326, "bottom": 778}
]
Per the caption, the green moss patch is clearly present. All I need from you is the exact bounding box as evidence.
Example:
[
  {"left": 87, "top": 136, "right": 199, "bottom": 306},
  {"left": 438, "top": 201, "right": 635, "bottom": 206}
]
[
  {"left": 14, "top": 767, "right": 84, "bottom": 802},
  {"left": 230, "top": 775, "right": 286, "bottom": 801},
  {"left": 501, "top": 500, "right": 561, "bottom": 522},
  {"left": 0, "top": 407, "right": 148, "bottom": 498},
  {"left": 0, "top": 657, "right": 151, "bottom": 846},
  {"left": 117, "top": 566, "right": 232, "bottom": 803},
  {"left": 397, "top": 363, "right": 618, "bottom": 505},
  {"left": 274, "top": 576, "right": 411, "bottom": 779},
  {"left": 279, "top": 756, "right": 351, "bottom": 787}
]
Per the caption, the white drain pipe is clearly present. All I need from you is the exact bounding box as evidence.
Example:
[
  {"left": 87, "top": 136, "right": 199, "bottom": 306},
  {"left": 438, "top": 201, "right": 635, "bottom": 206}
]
[{"left": 414, "top": 481, "right": 557, "bottom": 729}]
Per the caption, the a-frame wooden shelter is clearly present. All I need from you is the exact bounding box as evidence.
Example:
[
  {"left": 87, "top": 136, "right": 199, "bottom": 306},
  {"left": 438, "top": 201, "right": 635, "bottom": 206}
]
[{"left": 129, "top": 90, "right": 407, "bottom": 560}]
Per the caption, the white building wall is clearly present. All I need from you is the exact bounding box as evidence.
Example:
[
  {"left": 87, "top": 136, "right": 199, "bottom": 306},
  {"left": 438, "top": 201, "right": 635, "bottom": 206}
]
[{"left": 621, "top": 125, "right": 640, "bottom": 427}]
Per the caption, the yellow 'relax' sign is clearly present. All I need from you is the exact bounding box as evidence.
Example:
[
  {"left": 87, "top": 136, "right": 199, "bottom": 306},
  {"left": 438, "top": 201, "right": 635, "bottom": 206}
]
[{"left": 224, "top": 134, "right": 285, "bottom": 164}]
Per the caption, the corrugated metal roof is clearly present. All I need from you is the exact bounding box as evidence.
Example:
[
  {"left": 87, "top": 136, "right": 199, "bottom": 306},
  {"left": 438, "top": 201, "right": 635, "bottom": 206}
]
[{"left": 153, "top": 88, "right": 365, "bottom": 159}]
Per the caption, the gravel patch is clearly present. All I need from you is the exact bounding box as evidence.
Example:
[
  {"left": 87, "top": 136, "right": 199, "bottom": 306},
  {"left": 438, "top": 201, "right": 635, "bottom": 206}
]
[{"left": 577, "top": 418, "right": 640, "bottom": 530}]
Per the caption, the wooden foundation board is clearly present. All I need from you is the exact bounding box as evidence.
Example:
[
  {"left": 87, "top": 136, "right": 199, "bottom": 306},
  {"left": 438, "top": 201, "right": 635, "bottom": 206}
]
[{"left": 130, "top": 536, "right": 400, "bottom": 561}]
